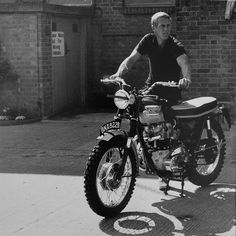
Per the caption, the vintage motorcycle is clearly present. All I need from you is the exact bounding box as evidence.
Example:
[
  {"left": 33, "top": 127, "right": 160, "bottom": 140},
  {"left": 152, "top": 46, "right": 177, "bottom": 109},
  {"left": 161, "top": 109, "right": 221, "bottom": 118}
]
[{"left": 84, "top": 77, "right": 231, "bottom": 217}]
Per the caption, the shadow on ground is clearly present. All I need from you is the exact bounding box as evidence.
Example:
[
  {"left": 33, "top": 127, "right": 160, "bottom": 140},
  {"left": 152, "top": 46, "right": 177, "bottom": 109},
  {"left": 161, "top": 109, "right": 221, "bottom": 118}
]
[{"left": 100, "top": 184, "right": 236, "bottom": 236}]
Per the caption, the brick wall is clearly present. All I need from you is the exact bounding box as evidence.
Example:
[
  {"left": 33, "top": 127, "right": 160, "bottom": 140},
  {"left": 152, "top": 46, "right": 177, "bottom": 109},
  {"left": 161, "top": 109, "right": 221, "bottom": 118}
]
[
  {"left": 176, "top": 0, "right": 236, "bottom": 117},
  {"left": 1, "top": 0, "right": 235, "bottom": 117},
  {"left": 91, "top": 0, "right": 236, "bottom": 118},
  {"left": 0, "top": 13, "right": 41, "bottom": 117},
  {"left": 0, "top": 11, "right": 53, "bottom": 117},
  {"left": 90, "top": 0, "right": 176, "bottom": 90}
]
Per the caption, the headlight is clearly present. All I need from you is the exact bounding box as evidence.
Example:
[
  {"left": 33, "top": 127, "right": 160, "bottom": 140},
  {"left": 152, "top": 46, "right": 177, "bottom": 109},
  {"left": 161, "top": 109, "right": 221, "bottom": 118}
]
[{"left": 114, "top": 90, "right": 130, "bottom": 109}]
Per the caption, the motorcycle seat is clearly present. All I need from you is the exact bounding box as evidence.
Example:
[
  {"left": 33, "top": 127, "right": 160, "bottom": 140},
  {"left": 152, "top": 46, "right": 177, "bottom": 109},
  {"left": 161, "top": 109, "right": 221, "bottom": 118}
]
[{"left": 172, "top": 97, "right": 217, "bottom": 118}]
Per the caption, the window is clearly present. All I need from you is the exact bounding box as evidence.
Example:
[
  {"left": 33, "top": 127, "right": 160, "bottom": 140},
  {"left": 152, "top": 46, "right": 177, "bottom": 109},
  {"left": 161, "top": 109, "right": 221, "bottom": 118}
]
[
  {"left": 0, "top": 0, "right": 15, "bottom": 2},
  {"left": 124, "top": 0, "right": 175, "bottom": 8},
  {"left": 47, "top": 0, "right": 93, "bottom": 6}
]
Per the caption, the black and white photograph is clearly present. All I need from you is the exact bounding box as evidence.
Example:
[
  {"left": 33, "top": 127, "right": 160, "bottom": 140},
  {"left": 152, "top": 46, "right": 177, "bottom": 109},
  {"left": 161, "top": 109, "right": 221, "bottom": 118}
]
[{"left": 0, "top": 0, "right": 235, "bottom": 235}]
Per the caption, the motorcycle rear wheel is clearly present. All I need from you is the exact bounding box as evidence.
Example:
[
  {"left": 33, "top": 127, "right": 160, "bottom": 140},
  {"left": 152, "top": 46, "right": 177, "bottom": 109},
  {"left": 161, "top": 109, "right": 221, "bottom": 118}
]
[
  {"left": 188, "top": 118, "right": 226, "bottom": 186},
  {"left": 84, "top": 138, "right": 137, "bottom": 217}
]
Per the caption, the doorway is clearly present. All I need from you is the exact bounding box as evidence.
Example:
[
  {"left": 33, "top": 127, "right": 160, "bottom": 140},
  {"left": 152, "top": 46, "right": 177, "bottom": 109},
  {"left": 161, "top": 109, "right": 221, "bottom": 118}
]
[{"left": 51, "top": 16, "right": 87, "bottom": 114}]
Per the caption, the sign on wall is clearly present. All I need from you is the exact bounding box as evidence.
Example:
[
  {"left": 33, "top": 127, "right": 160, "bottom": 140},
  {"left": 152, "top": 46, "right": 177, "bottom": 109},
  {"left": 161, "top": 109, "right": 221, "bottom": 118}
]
[{"left": 52, "top": 32, "right": 65, "bottom": 57}]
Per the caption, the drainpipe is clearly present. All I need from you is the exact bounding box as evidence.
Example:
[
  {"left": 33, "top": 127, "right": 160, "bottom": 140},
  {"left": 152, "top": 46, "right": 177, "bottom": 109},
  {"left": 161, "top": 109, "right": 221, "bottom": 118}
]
[
  {"left": 36, "top": 13, "right": 42, "bottom": 118},
  {"left": 225, "top": 0, "right": 236, "bottom": 20}
]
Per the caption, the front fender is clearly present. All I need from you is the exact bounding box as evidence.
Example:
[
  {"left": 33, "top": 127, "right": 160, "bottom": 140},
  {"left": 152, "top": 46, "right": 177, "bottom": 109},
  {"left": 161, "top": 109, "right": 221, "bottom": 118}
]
[{"left": 97, "top": 130, "right": 127, "bottom": 142}]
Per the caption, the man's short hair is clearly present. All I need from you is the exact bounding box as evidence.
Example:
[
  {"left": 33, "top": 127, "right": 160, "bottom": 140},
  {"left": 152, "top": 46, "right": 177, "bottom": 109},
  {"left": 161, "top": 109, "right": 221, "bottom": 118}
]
[{"left": 151, "top": 12, "right": 172, "bottom": 27}]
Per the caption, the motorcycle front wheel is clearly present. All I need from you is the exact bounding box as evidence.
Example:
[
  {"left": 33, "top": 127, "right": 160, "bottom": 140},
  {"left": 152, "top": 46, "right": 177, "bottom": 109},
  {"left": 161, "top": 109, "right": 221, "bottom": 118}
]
[
  {"left": 188, "top": 118, "right": 226, "bottom": 186},
  {"left": 84, "top": 138, "right": 137, "bottom": 217}
]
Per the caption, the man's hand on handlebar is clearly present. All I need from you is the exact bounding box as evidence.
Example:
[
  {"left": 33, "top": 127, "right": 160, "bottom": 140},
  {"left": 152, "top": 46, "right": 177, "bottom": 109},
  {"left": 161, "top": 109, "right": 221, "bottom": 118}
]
[
  {"left": 108, "top": 74, "right": 127, "bottom": 84},
  {"left": 110, "top": 73, "right": 120, "bottom": 80},
  {"left": 101, "top": 75, "right": 126, "bottom": 86},
  {"left": 178, "top": 78, "right": 191, "bottom": 89}
]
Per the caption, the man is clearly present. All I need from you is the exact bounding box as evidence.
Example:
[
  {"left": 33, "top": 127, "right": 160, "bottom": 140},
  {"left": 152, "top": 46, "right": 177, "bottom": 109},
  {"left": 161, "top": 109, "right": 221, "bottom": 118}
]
[
  {"left": 111, "top": 12, "right": 191, "bottom": 190},
  {"left": 111, "top": 12, "right": 191, "bottom": 105}
]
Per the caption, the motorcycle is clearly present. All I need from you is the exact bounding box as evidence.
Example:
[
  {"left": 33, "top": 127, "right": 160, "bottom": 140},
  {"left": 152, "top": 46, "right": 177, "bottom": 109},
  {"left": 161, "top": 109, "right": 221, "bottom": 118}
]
[{"left": 84, "top": 77, "right": 231, "bottom": 217}]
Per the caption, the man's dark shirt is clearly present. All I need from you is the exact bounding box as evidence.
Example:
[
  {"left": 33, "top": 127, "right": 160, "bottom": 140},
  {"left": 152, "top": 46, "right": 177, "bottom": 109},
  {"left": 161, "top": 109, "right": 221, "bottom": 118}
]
[{"left": 135, "top": 33, "right": 186, "bottom": 104}]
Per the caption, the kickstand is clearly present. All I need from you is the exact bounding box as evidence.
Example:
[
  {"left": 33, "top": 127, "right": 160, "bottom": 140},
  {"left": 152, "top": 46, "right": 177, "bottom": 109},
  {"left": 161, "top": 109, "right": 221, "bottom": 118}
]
[
  {"left": 180, "top": 178, "right": 185, "bottom": 197},
  {"left": 164, "top": 178, "right": 170, "bottom": 195}
]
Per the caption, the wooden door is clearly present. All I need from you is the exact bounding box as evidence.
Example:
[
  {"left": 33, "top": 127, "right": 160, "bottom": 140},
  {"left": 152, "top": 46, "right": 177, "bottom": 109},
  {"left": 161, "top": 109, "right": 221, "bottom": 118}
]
[{"left": 52, "top": 17, "right": 87, "bottom": 114}]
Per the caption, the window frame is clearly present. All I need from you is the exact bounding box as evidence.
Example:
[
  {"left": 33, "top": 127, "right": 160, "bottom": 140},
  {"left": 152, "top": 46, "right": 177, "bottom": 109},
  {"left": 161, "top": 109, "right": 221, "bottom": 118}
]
[
  {"left": 47, "top": 0, "right": 93, "bottom": 6},
  {"left": 124, "top": 0, "right": 175, "bottom": 8}
]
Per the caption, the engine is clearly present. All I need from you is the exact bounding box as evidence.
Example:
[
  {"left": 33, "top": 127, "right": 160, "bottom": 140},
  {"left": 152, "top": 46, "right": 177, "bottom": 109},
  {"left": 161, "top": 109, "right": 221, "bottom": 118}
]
[
  {"left": 140, "top": 105, "right": 187, "bottom": 172},
  {"left": 142, "top": 122, "right": 186, "bottom": 172},
  {"left": 140, "top": 105, "right": 179, "bottom": 139},
  {"left": 143, "top": 122, "right": 179, "bottom": 141}
]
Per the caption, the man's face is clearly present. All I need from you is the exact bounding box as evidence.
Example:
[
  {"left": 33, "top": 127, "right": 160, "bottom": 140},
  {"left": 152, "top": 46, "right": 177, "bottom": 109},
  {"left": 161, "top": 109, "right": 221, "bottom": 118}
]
[{"left": 153, "top": 17, "right": 172, "bottom": 41}]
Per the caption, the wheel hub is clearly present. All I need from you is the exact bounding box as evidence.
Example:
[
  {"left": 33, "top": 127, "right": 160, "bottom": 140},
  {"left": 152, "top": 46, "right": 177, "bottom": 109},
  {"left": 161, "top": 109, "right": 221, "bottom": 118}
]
[
  {"left": 100, "top": 163, "right": 121, "bottom": 190},
  {"left": 198, "top": 138, "right": 218, "bottom": 164}
]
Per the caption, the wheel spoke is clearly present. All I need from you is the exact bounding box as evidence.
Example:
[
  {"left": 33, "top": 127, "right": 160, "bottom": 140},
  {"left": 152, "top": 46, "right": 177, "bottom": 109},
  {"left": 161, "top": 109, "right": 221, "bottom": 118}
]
[
  {"left": 196, "top": 129, "right": 221, "bottom": 176},
  {"left": 99, "top": 171, "right": 110, "bottom": 182},
  {"left": 198, "top": 165, "right": 206, "bottom": 174},
  {"left": 106, "top": 189, "right": 113, "bottom": 203},
  {"left": 96, "top": 147, "right": 133, "bottom": 207}
]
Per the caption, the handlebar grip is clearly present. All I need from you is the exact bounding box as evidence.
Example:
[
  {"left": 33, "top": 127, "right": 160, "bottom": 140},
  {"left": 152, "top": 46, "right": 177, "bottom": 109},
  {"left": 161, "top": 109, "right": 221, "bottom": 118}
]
[
  {"left": 101, "top": 78, "right": 113, "bottom": 83},
  {"left": 100, "top": 77, "right": 127, "bottom": 85},
  {"left": 150, "top": 81, "right": 180, "bottom": 89}
]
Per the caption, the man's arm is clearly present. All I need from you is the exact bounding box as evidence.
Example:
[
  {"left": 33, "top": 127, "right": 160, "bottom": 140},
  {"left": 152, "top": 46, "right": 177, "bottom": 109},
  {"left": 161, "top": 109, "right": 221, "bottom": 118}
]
[
  {"left": 177, "top": 54, "right": 191, "bottom": 88},
  {"left": 111, "top": 49, "right": 141, "bottom": 78}
]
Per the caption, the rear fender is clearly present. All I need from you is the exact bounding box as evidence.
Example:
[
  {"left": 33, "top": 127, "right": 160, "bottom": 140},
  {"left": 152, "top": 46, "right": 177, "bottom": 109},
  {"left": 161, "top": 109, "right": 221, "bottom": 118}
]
[
  {"left": 97, "top": 130, "right": 139, "bottom": 174},
  {"left": 214, "top": 104, "right": 231, "bottom": 131}
]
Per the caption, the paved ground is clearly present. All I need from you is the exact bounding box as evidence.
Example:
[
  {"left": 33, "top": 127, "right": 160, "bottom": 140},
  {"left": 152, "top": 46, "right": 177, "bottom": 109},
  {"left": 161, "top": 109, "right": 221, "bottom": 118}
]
[{"left": 0, "top": 113, "right": 235, "bottom": 236}]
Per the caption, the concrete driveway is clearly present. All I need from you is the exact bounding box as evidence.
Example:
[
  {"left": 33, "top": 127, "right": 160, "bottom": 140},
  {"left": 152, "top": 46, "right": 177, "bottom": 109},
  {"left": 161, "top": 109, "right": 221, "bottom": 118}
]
[{"left": 0, "top": 113, "right": 235, "bottom": 236}]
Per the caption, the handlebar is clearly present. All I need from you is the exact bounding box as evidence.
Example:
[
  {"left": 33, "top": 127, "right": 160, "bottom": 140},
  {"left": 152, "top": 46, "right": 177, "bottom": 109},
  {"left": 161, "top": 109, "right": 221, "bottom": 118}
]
[
  {"left": 101, "top": 77, "right": 179, "bottom": 103},
  {"left": 101, "top": 77, "right": 179, "bottom": 88}
]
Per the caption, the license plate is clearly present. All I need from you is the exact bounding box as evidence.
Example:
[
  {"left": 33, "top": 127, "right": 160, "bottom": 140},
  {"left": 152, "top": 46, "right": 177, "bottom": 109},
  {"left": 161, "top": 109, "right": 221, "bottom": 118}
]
[{"left": 100, "top": 121, "right": 120, "bottom": 134}]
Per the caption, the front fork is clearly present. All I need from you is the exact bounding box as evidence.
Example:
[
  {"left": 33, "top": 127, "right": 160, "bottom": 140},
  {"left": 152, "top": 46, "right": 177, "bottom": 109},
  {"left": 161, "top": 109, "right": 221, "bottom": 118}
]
[
  {"left": 116, "top": 118, "right": 138, "bottom": 180},
  {"left": 117, "top": 117, "right": 160, "bottom": 180}
]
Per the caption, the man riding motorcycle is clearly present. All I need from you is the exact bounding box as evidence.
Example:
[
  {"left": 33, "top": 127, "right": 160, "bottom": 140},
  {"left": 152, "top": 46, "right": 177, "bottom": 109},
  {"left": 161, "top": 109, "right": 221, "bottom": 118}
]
[{"left": 110, "top": 11, "right": 192, "bottom": 190}]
